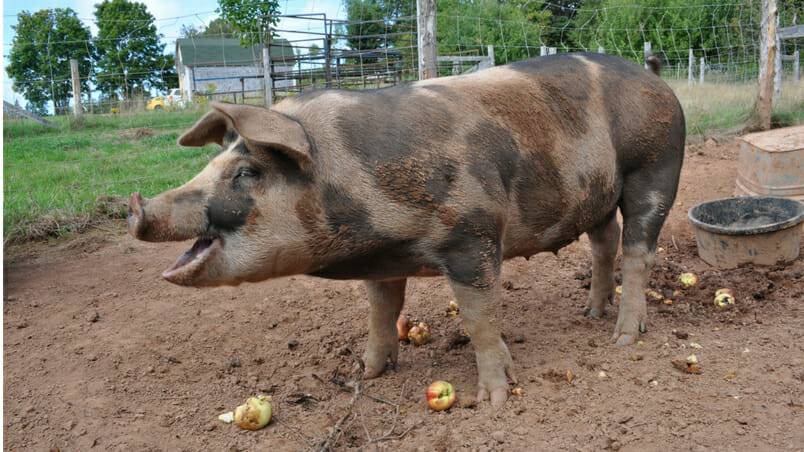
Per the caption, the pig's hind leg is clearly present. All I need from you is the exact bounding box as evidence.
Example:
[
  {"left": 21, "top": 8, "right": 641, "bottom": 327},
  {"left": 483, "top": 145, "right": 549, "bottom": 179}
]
[
  {"left": 584, "top": 212, "right": 620, "bottom": 319},
  {"left": 363, "top": 279, "right": 407, "bottom": 379},
  {"left": 614, "top": 168, "right": 678, "bottom": 346}
]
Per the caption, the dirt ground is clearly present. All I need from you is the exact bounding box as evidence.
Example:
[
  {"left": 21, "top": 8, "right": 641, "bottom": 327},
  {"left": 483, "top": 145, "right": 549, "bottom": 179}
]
[{"left": 4, "top": 138, "right": 804, "bottom": 451}]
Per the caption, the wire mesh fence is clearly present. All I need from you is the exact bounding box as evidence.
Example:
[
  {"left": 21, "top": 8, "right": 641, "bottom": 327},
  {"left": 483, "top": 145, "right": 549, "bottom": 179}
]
[{"left": 3, "top": 1, "right": 803, "bottom": 243}]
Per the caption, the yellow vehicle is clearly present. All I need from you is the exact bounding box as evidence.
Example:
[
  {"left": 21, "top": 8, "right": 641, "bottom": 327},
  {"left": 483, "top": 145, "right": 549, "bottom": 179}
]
[{"left": 147, "top": 89, "right": 183, "bottom": 111}]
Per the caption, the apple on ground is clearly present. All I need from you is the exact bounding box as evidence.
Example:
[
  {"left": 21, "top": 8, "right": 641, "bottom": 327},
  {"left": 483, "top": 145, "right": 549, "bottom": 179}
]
[{"left": 426, "top": 380, "right": 456, "bottom": 411}]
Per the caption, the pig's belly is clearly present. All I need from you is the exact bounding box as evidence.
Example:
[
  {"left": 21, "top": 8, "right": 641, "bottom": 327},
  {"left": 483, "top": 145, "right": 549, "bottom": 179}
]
[{"left": 502, "top": 192, "right": 620, "bottom": 259}]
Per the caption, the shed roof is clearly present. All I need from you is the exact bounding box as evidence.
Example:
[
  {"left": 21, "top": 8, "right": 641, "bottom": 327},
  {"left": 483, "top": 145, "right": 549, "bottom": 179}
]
[{"left": 176, "top": 37, "right": 295, "bottom": 67}]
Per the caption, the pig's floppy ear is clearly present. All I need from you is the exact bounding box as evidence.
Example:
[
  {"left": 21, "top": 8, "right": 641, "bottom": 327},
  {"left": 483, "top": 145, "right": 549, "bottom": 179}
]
[
  {"left": 210, "top": 101, "right": 313, "bottom": 170},
  {"left": 177, "top": 110, "right": 230, "bottom": 147}
]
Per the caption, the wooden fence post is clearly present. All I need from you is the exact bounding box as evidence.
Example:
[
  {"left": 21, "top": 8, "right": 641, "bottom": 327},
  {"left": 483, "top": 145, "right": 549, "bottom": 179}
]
[
  {"left": 597, "top": 45, "right": 605, "bottom": 54},
  {"left": 688, "top": 49, "right": 694, "bottom": 85},
  {"left": 70, "top": 59, "right": 82, "bottom": 117},
  {"left": 773, "top": 13, "right": 782, "bottom": 104},
  {"left": 416, "top": 0, "right": 437, "bottom": 80},
  {"left": 750, "top": 0, "right": 778, "bottom": 131},
  {"left": 548, "top": 47, "right": 557, "bottom": 55},
  {"left": 487, "top": 45, "right": 495, "bottom": 66},
  {"left": 263, "top": 47, "right": 273, "bottom": 107},
  {"left": 794, "top": 50, "right": 801, "bottom": 82},
  {"left": 540, "top": 45, "right": 547, "bottom": 56},
  {"left": 699, "top": 57, "right": 705, "bottom": 84},
  {"left": 643, "top": 41, "right": 652, "bottom": 70},
  {"left": 324, "top": 24, "right": 332, "bottom": 88}
]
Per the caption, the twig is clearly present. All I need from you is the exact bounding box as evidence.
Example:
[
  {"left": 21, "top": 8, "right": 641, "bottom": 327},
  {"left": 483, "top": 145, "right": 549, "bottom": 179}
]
[
  {"left": 316, "top": 380, "right": 362, "bottom": 452},
  {"left": 316, "top": 356, "right": 366, "bottom": 452},
  {"left": 671, "top": 234, "right": 679, "bottom": 251}
]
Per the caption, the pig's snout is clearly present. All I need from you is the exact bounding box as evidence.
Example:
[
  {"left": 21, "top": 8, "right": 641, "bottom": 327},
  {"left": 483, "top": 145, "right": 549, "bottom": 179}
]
[{"left": 127, "top": 192, "right": 147, "bottom": 240}]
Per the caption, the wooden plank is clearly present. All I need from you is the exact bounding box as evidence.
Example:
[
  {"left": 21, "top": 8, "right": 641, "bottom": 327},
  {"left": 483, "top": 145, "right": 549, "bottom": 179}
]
[
  {"left": 263, "top": 47, "right": 273, "bottom": 107},
  {"left": 416, "top": 0, "right": 437, "bottom": 80},
  {"left": 70, "top": 59, "right": 82, "bottom": 117},
  {"left": 437, "top": 56, "right": 485, "bottom": 63},
  {"left": 779, "top": 24, "right": 804, "bottom": 39},
  {"left": 748, "top": 0, "right": 778, "bottom": 131},
  {"left": 3, "top": 101, "right": 57, "bottom": 128}
]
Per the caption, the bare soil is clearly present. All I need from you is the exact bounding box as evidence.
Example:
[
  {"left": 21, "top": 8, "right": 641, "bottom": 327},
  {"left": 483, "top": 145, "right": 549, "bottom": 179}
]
[{"left": 4, "top": 139, "right": 804, "bottom": 451}]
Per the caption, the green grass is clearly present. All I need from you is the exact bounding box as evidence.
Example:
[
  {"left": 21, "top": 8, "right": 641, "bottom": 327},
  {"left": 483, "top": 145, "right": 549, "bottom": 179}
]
[
  {"left": 667, "top": 79, "right": 804, "bottom": 139},
  {"left": 4, "top": 82, "right": 803, "bottom": 243},
  {"left": 3, "top": 109, "right": 217, "bottom": 242}
]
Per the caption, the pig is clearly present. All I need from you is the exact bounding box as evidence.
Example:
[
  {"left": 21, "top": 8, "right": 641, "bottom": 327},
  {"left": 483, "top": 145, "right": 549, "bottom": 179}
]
[{"left": 128, "top": 52, "right": 685, "bottom": 409}]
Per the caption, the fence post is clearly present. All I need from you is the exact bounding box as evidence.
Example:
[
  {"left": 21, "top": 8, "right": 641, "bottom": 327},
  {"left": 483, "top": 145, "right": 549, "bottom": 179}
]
[
  {"left": 643, "top": 42, "right": 652, "bottom": 70},
  {"left": 540, "top": 45, "right": 547, "bottom": 56},
  {"left": 597, "top": 45, "right": 605, "bottom": 54},
  {"left": 70, "top": 59, "right": 82, "bottom": 117},
  {"left": 416, "top": 0, "right": 437, "bottom": 80},
  {"left": 688, "top": 49, "right": 694, "bottom": 85},
  {"left": 750, "top": 0, "right": 778, "bottom": 131},
  {"left": 324, "top": 26, "right": 332, "bottom": 88},
  {"left": 773, "top": 13, "right": 782, "bottom": 104},
  {"left": 548, "top": 47, "right": 557, "bottom": 55},
  {"left": 487, "top": 44, "right": 495, "bottom": 66},
  {"left": 699, "top": 57, "right": 705, "bottom": 84},
  {"left": 263, "top": 47, "right": 273, "bottom": 107},
  {"left": 794, "top": 50, "right": 801, "bottom": 82}
]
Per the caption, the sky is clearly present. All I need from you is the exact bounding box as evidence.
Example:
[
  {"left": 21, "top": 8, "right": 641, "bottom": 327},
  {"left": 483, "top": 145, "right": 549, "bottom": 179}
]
[{"left": 2, "top": 0, "right": 345, "bottom": 106}]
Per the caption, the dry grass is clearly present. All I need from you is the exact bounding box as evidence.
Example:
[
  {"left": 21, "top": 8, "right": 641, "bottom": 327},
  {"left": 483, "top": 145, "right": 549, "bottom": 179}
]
[{"left": 668, "top": 79, "right": 804, "bottom": 140}]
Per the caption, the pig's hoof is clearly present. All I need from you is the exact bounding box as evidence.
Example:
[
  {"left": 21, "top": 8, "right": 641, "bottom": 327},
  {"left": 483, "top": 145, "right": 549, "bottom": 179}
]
[
  {"left": 362, "top": 344, "right": 398, "bottom": 379},
  {"left": 612, "top": 322, "right": 646, "bottom": 347},
  {"left": 614, "top": 333, "right": 636, "bottom": 347},
  {"left": 584, "top": 307, "right": 604, "bottom": 319}
]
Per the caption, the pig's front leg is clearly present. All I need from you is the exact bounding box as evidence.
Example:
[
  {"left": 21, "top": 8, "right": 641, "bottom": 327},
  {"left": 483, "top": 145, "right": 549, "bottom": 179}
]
[
  {"left": 450, "top": 280, "right": 516, "bottom": 409},
  {"left": 363, "top": 279, "right": 407, "bottom": 379}
]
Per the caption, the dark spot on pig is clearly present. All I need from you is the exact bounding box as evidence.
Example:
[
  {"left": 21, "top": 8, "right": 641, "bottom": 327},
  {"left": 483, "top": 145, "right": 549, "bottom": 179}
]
[
  {"left": 321, "top": 184, "right": 374, "bottom": 239},
  {"left": 337, "top": 86, "right": 455, "bottom": 168},
  {"left": 514, "top": 152, "right": 566, "bottom": 233},
  {"left": 375, "top": 157, "right": 456, "bottom": 209},
  {"left": 207, "top": 194, "right": 254, "bottom": 233},
  {"left": 310, "top": 239, "right": 426, "bottom": 280},
  {"left": 173, "top": 189, "right": 205, "bottom": 205},
  {"left": 468, "top": 122, "right": 520, "bottom": 198},
  {"left": 222, "top": 129, "right": 239, "bottom": 147},
  {"left": 437, "top": 209, "right": 502, "bottom": 289}
]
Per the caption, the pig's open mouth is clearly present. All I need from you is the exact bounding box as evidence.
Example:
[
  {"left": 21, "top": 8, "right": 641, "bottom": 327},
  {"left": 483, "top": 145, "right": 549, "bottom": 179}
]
[{"left": 162, "top": 236, "right": 223, "bottom": 281}]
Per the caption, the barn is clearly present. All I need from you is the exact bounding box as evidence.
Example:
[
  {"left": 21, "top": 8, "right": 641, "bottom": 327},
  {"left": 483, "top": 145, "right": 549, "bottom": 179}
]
[{"left": 174, "top": 37, "right": 296, "bottom": 99}]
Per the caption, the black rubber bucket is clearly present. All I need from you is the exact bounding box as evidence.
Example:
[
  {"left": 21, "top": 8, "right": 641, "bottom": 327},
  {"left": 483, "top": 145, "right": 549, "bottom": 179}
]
[{"left": 688, "top": 196, "right": 804, "bottom": 268}]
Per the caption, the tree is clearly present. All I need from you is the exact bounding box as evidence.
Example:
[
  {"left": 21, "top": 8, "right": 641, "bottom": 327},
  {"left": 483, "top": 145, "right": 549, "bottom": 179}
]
[
  {"left": 180, "top": 25, "right": 202, "bottom": 38},
  {"left": 436, "top": 0, "right": 545, "bottom": 64},
  {"left": 94, "top": 0, "right": 171, "bottom": 99},
  {"left": 343, "top": 0, "right": 415, "bottom": 52},
  {"left": 216, "top": 0, "right": 280, "bottom": 46},
  {"left": 6, "top": 8, "right": 93, "bottom": 115},
  {"left": 570, "top": 0, "right": 754, "bottom": 64},
  {"left": 201, "top": 17, "right": 239, "bottom": 38}
]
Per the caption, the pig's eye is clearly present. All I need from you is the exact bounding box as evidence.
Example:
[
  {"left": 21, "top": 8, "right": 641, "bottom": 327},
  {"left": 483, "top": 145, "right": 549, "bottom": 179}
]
[{"left": 235, "top": 167, "right": 259, "bottom": 179}]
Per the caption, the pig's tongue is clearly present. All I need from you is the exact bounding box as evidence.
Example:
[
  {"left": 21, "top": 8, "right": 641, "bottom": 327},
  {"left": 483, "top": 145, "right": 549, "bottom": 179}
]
[{"left": 165, "top": 237, "right": 215, "bottom": 274}]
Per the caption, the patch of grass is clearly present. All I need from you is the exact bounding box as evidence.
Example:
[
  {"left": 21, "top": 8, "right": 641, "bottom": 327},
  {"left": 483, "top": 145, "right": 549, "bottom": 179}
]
[
  {"left": 3, "top": 109, "right": 216, "bottom": 243},
  {"left": 667, "top": 79, "right": 804, "bottom": 140}
]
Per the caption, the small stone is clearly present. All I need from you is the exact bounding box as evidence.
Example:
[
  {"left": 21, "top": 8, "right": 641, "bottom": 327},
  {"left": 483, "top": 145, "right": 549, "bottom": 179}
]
[
  {"left": 513, "top": 335, "right": 525, "bottom": 344},
  {"left": 597, "top": 371, "right": 608, "bottom": 379},
  {"left": 146, "top": 366, "right": 155, "bottom": 374},
  {"left": 227, "top": 356, "right": 242, "bottom": 369},
  {"left": 87, "top": 312, "right": 100, "bottom": 323},
  {"left": 491, "top": 431, "right": 506, "bottom": 444},
  {"left": 689, "top": 342, "right": 703, "bottom": 349},
  {"left": 205, "top": 422, "right": 218, "bottom": 431},
  {"left": 287, "top": 339, "right": 300, "bottom": 349},
  {"left": 16, "top": 320, "right": 29, "bottom": 329},
  {"left": 63, "top": 420, "right": 76, "bottom": 431},
  {"left": 628, "top": 353, "right": 644, "bottom": 362}
]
